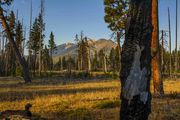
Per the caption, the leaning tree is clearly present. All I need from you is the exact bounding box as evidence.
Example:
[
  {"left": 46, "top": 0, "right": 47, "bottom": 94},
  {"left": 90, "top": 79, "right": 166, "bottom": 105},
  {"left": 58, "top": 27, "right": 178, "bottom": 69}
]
[
  {"left": 0, "top": 0, "right": 31, "bottom": 83},
  {"left": 120, "top": 0, "right": 152, "bottom": 119}
]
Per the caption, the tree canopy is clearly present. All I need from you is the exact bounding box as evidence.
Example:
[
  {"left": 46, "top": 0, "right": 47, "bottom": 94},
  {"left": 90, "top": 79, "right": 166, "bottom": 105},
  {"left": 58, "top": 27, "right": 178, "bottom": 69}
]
[{"left": 104, "top": 0, "right": 128, "bottom": 32}]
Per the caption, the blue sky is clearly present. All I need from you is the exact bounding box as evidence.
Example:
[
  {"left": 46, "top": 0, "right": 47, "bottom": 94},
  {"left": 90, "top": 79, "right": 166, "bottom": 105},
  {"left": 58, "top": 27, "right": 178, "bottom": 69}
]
[{"left": 9, "top": 0, "right": 180, "bottom": 52}]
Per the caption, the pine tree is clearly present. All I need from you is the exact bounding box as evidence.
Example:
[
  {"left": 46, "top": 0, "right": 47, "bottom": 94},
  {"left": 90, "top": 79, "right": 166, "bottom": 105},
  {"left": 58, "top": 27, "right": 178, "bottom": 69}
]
[
  {"left": 58, "top": 57, "right": 62, "bottom": 71},
  {"left": 28, "top": 0, "right": 33, "bottom": 76},
  {"left": 6, "top": 11, "right": 16, "bottom": 76},
  {"left": 82, "top": 37, "right": 89, "bottom": 72},
  {"left": 15, "top": 20, "right": 24, "bottom": 76},
  {"left": 109, "top": 48, "right": 116, "bottom": 78},
  {"left": 38, "top": 0, "right": 45, "bottom": 76},
  {"left": 48, "top": 31, "right": 55, "bottom": 72},
  {"left": 15, "top": 20, "right": 24, "bottom": 55},
  {"left": 109, "top": 48, "right": 116, "bottom": 71},
  {"left": 75, "top": 32, "right": 89, "bottom": 72},
  {"left": 104, "top": 0, "right": 128, "bottom": 72},
  {"left": 98, "top": 49, "right": 107, "bottom": 73},
  {"left": 28, "top": 18, "right": 40, "bottom": 76},
  {"left": 74, "top": 34, "right": 81, "bottom": 70},
  {"left": 42, "top": 45, "right": 50, "bottom": 75},
  {"left": 104, "top": 0, "right": 128, "bottom": 32},
  {"left": 0, "top": 0, "right": 31, "bottom": 82},
  {"left": 67, "top": 55, "right": 72, "bottom": 77},
  {"left": 92, "top": 50, "right": 99, "bottom": 71},
  {"left": 62, "top": 56, "right": 66, "bottom": 70}
]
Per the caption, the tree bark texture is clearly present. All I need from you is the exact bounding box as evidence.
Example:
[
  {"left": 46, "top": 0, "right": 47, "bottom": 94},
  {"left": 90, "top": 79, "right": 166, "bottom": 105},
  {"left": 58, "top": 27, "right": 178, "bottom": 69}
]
[
  {"left": 120, "top": 0, "right": 152, "bottom": 120},
  {"left": 151, "top": 0, "right": 164, "bottom": 97}
]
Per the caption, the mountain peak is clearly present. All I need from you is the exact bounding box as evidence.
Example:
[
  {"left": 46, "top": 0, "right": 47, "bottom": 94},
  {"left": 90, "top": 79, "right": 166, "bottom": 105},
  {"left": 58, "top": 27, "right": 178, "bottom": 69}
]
[{"left": 52, "top": 39, "right": 117, "bottom": 57}]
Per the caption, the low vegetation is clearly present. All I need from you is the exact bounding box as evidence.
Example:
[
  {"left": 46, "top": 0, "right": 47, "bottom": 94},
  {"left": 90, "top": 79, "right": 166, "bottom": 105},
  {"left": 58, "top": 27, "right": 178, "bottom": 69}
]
[{"left": 0, "top": 78, "right": 179, "bottom": 120}]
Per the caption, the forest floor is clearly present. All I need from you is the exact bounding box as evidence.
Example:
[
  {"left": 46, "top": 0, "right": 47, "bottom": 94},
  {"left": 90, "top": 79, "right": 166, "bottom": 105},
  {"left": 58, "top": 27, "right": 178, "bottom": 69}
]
[{"left": 0, "top": 78, "right": 179, "bottom": 120}]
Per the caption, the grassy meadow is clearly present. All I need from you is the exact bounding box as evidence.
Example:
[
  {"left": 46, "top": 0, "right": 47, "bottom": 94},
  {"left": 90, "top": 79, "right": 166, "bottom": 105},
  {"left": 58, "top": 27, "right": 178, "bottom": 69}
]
[{"left": 0, "top": 77, "right": 179, "bottom": 120}]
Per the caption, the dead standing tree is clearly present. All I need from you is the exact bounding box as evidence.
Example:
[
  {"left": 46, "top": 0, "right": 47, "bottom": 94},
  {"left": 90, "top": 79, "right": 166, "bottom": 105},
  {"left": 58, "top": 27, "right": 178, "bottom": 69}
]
[
  {"left": 120, "top": 0, "right": 152, "bottom": 119},
  {"left": 168, "top": 8, "right": 172, "bottom": 78},
  {"left": 151, "top": 0, "right": 164, "bottom": 97},
  {"left": 0, "top": 1, "right": 31, "bottom": 83}
]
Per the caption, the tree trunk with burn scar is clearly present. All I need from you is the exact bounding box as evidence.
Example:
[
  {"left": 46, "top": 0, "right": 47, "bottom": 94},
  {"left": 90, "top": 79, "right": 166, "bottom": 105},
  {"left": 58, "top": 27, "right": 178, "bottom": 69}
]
[
  {"left": 0, "top": 7, "right": 31, "bottom": 83},
  {"left": 120, "top": 0, "right": 152, "bottom": 120},
  {"left": 151, "top": 0, "right": 164, "bottom": 97}
]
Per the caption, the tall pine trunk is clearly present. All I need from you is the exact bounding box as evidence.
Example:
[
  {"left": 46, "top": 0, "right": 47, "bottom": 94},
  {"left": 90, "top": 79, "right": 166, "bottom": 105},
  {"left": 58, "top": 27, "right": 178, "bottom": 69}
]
[
  {"left": 88, "top": 48, "right": 91, "bottom": 72},
  {"left": 104, "top": 54, "right": 107, "bottom": 73},
  {"left": 120, "top": 0, "right": 152, "bottom": 119},
  {"left": 168, "top": 8, "right": 172, "bottom": 78},
  {"left": 117, "top": 32, "right": 121, "bottom": 73},
  {"left": 0, "top": 7, "right": 31, "bottom": 83},
  {"left": 151, "top": 0, "right": 164, "bottom": 97},
  {"left": 161, "top": 30, "right": 164, "bottom": 73},
  {"left": 50, "top": 50, "right": 53, "bottom": 73},
  {"left": 175, "top": 0, "right": 178, "bottom": 76},
  {"left": 28, "top": 0, "right": 33, "bottom": 77}
]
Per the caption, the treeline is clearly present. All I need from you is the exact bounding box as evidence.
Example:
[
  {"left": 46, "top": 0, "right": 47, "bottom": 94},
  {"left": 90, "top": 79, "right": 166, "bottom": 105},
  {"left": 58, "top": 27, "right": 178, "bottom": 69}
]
[
  {"left": 53, "top": 42, "right": 121, "bottom": 74},
  {"left": 0, "top": 11, "right": 180, "bottom": 78},
  {"left": 161, "top": 48, "right": 180, "bottom": 74},
  {"left": 0, "top": 0, "right": 54, "bottom": 78}
]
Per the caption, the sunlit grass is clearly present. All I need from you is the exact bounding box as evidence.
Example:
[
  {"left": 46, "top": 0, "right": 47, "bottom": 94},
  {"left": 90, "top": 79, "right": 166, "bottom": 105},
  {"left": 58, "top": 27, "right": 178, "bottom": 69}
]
[{"left": 0, "top": 78, "right": 179, "bottom": 119}]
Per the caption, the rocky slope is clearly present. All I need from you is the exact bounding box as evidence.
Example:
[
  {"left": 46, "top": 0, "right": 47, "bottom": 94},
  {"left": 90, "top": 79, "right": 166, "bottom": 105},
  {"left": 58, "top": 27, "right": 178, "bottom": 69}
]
[{"left": 52, "top": 38, "right": 117, "bottom": 57}]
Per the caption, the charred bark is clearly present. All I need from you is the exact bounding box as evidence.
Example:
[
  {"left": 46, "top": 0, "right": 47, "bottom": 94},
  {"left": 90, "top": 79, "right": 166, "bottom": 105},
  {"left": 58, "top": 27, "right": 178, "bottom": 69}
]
[
  {"left": 0, "top": 7, "right": 31, "bottom": 83},
  {"left": 120, "top": 0, "right": 152, "bottom": 120}
]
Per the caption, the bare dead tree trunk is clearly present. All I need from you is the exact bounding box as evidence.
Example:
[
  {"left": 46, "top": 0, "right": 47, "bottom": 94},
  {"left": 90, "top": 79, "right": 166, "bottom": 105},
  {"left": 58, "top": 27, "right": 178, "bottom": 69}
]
[
  {"left": 22, "top": 26, "right": 26, "bottom": 56},
  {"left": 151, "top": 0, "right": 164, "bottom": 97},
  {"left": 104, "top": 55, "right": 107, "bottom": 73},
  {"left": 50, "top": 49, "right": 53, "bottom": 74},
  {"left": 161, "top": 30, "right": 164, "bottom": 73},
  {"left": 120, "top": 0, "right": 152, "bottom": 119},
  {"left": 0, "top": 7, "right": 31, "bottom": 83},
  {"left": 168, "top": 8, "right": 172, "bottom": 78},
  {"left": 28, "top": 0, "right": 33, "bottom": 77},
  {"left": 88, "top": 47, "right": 91, "bottom": 72},
  {"left": 175, "top": 0, "right": 178, "bottom": 76}
]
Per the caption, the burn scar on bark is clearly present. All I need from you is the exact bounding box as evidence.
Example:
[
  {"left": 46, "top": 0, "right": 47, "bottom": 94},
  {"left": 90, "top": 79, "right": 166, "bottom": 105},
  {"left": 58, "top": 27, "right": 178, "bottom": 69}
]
[{"left": 123, "top": 45, "right": 148, "bottom": 104}]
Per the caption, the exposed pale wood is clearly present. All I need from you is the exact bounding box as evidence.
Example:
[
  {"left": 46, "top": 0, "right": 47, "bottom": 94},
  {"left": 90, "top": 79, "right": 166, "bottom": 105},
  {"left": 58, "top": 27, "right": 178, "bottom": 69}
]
[{"left": 120, "top": 0, "right": 152, "bottom": 119}]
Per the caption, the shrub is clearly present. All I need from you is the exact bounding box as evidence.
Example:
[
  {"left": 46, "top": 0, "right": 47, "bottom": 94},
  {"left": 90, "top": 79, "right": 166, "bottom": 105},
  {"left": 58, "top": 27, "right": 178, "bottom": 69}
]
[{"left": 16, "top": 67, "right": 22, "bottom": 76}]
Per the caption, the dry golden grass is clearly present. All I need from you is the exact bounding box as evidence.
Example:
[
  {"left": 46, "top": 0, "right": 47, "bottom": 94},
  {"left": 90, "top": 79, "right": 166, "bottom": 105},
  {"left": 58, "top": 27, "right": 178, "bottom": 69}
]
[{"left": 0, "top": 78, "right": 179, "bottom": 120}]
